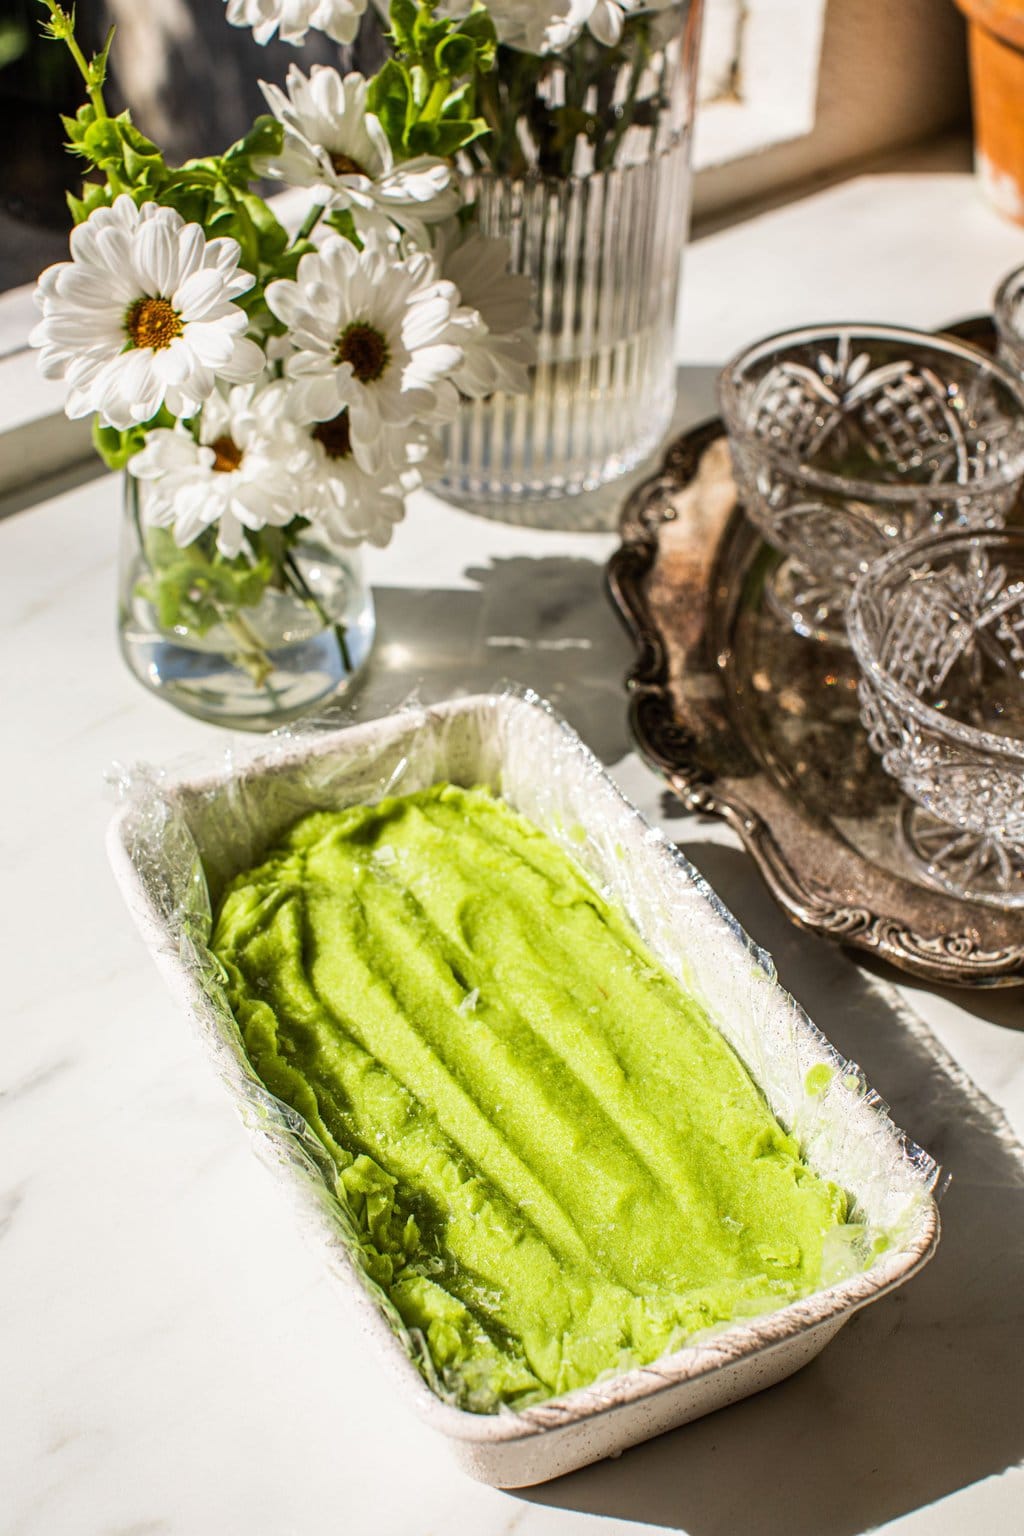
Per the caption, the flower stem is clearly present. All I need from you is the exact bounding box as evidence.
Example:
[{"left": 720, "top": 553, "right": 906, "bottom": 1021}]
[
  {"left": 40, "top": 3, "right": 126, "bottom": 194},
  {"left": 284, "top": 550, "right": 353, "bottom": 675},
  {"left": 294, "top": 203, "right": 326, "bottom": 246},
  {"left": 599, "top": 17, "right": 651, "bottom": 172},
  {"left": 222, "top": 610, "right": 280, "bottom": 695}
]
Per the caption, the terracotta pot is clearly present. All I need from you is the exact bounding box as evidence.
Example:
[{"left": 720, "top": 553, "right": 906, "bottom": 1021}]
[{"left": 957, "top": 0, "right": 1024, "bottom": 222}]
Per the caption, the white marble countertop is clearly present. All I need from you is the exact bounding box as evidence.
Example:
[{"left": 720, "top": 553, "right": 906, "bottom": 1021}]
[{"left": 3, "top": 161, "right": 1024, "bottom": 1536}]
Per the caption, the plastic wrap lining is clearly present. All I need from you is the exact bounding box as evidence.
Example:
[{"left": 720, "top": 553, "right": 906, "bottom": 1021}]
[{"left": 107, "top": 686, "right": 942, "bottom": 1422}]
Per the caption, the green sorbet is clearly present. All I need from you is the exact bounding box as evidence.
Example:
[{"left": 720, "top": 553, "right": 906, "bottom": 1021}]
[{"left": 212, "top": 783, "right": 848, "bottom": 1412}]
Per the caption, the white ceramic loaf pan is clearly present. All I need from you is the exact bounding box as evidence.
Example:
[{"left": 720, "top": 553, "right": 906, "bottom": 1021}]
[{"left": 107, "top": 689, "right": 940, "bottom": 1488}]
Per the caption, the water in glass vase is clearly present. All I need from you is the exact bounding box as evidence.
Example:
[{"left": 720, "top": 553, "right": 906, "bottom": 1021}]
[
  {"left": 118, "top": 489, "right": 375, "bottom": 729},
  {"left": 445, "top": 318, "right": 677, "bottom": 500}
]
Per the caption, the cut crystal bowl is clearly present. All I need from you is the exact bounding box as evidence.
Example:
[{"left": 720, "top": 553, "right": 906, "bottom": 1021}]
[
  {"left": 847, "top": 528, "right": 1024, "bottom": 907},
  {"left": 718, "top": 324, "right": 1024, "bottom": 642}
]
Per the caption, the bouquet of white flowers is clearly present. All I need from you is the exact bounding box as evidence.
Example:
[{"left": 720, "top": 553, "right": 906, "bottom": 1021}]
[
  {"left": 216, "top": 0, "right": 697, "bottom": 514},
  {"left": 29, "top": 0, "right": 537, "bottom": 721},
  {"left": 31, "top": 0, "right": 697, "bottom": 723}
]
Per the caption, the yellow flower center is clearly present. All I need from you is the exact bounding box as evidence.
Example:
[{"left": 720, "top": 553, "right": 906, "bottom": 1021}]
[
  {"left": 330, "top": 151, "right": 366, "bottom": 177},
  {"left": 312, "top": 411, "right": 353, "bottom": 461},
  {"left": 125, "top": 296, "right": 183, "bottom": 351},
  {"left": 335, "top": 321, "right": 390, "bottom": 383},
  {"left": 210, "top": 435, "right": 244, "bottom": 473}
]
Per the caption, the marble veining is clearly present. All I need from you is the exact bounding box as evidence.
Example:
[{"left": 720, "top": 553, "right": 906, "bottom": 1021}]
[
  {"left": 0, "top": 1182, "right": 26, "bottom": 1240},
  {"left": 0, "top": 1058, "right": 74, "bottom": 1106}
]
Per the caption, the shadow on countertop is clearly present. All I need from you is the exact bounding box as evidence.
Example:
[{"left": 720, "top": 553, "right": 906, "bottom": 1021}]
[
  {"left": 346, "top": 553, "right": 637, "bottom": 768},
  {"left": 518, "top": 838, "right": 1024, "bottom": 1536}
]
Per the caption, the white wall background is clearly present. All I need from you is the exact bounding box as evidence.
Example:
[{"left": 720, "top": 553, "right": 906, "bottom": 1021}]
[{"left": 694, "top": 0, "right": 970, "bottom": 221}]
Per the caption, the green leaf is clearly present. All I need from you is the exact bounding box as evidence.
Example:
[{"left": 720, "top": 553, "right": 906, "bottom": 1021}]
[
  {"left": 324, "top": 207, "right": 362, "bottom": 248},
  {"left": 119, "top": 116, "right": 162, "bottom": 157},
  {"left": 223, "top": 114, "right": 284, "bottom": 173},
  {"left": 387, "top": 0, "right": 418, "bottom": 53},
  {"left": 90, "top": 24, "right": 116, "bottom": 91},
  {"left": 418, "top": 116, "right": 489, "bottom": 156},
  {"left": 452, "top": 7, "right": 497, "bottom": 70},
  {"left": 92, "top": 420, "right": 150, "bottom": 472},
  {"left": 175, "top": 154, "right": 225, "bottom": 180},
  {"left": 436, "top": 33, "right": 476, "bottom": 78},
  {"left": 61, "top": 103, "right": 168, "bottom": 197},
  {"left": 67, "top": 179, "right": 111, "bottom": 224},
  {"left": 81, "top": 115, "right": 123, "bottom": 164},
  {"left": 91, "top": 406, "right": 177, "bottom": 470},
  {"left": 155, "top": 182, "right": 211, "bottom": 227},
  {"left": 367, "top": 58, "right": 412, "bottom": 149},
  {"left": 137, "top": 529, "right": 273, "bottom": 636},
  {"left": 62, "top": 102, "right": 96, "bottom": 155},
  {"left": 413, "top": 11, "right": 448, "bottom": 59},
  {"left": 240, "top": 189, "right": 289, "bottom": 257},
  {"left": 121, "top": 138, "right": 163, "bottom": 184},
  {"left": 407, "top": 119, "right": 437, "bottom": 156},
  {"left": 372, "top": 1, "right": 494, "bottom": 159}
]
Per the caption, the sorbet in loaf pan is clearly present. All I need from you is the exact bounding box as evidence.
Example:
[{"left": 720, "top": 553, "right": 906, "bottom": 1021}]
[
  {"left": 108, "top": 692, "right": 940, "bottom": 1485},
  {"left": 213, "top": 782, "right": 857, "bottom": 1412}
]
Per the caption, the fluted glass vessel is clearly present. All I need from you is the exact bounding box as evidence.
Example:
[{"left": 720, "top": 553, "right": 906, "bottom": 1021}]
[{"left": 440, "top": 2, "right": 702, "bottom": 503}]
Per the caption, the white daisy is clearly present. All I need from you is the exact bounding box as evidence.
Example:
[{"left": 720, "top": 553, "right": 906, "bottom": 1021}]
[
  {"left": 128, "top": 381, "right": 311, "bottom": 557},
  {"left": 256, "top": 67, "right": 459, "bottom": 237},
  {"left": 224, "top": 0, "right": 366, "bottom": 46},
  {"left": 265, "top": 236, "right": 463, "bottom": 475},
  {"left": 31, "top": 196, "right": 264, "bottom": 431},
  {"left": 577, "top": 0, "right": 681, "bottom": 48},
  {"left": 301, "top": 407, "right": 413, "bottom": 549},
  {"left": 433, "top": 0, "right": 577, "bottom": 54},
  {"left": 433, "top": 0, "right": 669, "bottom": 53},
  {"left": 579, "top": 0, "right": 675, "bottom": 47},
  {"left": 436, "top": 232, "right": 535, "bottom": 398},
  {"left": 544, "top": 0, "right": 597, "bottom": 48}
]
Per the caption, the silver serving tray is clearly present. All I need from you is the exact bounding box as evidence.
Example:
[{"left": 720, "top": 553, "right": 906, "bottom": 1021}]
[{"left": 607, "top": 416, "right": 1024, "bottom": 988}]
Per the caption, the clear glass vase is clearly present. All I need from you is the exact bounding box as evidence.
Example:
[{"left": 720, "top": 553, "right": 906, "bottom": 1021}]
[
  {"left": 118, "top": 478, "right": 376, "bottom": 729},
  {"left": 439, "top": 2, "right": 702, "bottom": 504}
]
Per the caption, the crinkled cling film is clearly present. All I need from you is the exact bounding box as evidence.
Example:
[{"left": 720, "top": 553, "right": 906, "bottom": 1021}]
[{"left": 108, "top": 688, "right": 942, "bottom": 1464}]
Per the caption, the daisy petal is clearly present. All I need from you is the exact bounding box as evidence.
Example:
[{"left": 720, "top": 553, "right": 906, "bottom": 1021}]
[{"left": 30, "top": 199, "right": 259, "bottom": 425}]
